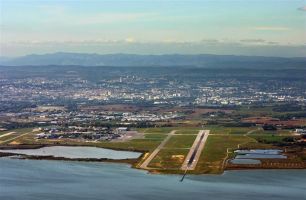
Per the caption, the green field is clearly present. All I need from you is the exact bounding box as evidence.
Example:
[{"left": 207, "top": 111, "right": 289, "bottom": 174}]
[
  {"left": 97, "top": 139, "right": 161, "bottom": 152},
  {"left": 195, "top": 135, "right": 256, "bottom": 174},
  {"left": 141, "top": 128, "right": 199, "bottom": 170},
  {"left": 148, "top": 148, "right": 189, "bottom": 169},
  {"left": 144, "top": 133, "right": 167, "bottom": 140},
  {"left": 138, "top": 126, "right": 256, "bottom": 135},
  {"left": 0, "top": 128, "right": 33, "bottom": 135},
  {"left": 146, "top": 134, "right": 197, "bottom": 170},
  {"left": 248, "top": 129, "right": 292, "bottom": 135},
  {"left": 164, "top": 135, "right": 196, "bottom": 149},
  {"left": 249, "top": 134, "right": 297, "bottom": 143},
  {"left": 175, "top": 128, "right": 201, "bottom": 134},
  {"left": 0, "top": 128, "right": 34, "bottom": 144},
  {"left": 205, "top": 125, "right": 256, "bottom": 135},
  {"left": 137, "top": 127, "right": 173, "bottom": 134}
]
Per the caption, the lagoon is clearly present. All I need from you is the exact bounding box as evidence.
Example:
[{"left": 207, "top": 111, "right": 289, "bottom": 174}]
[{"left": 0, "top": 146, "right": 141, "bottom": 159}]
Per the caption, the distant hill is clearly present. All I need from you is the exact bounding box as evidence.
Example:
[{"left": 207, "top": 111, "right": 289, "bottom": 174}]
[{"left": 1, "top": 52, "right": 305, "bottom": 69}]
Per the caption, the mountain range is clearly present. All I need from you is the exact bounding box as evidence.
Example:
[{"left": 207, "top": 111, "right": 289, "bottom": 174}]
[{"left": 1, "top": 52, "right": 305, "bottom": 68}]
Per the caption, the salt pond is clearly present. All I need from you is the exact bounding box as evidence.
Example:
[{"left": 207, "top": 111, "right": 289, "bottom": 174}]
[
  {"left": 230, "top": 158, "right": 261, "bottom": 164},
  {"left": 234, "top": 149, "right": 287, "bottom": 159},
  {"left": 235, "top": 149, "right": 283, "bottom": 155}
]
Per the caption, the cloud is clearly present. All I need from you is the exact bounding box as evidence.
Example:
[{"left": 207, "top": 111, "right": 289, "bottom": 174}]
[
  {"left": 125, "top": 37, "right": 135, "bottom": 43},
  {"left": 0, "top": 39, "right": 141, "bottom": 46},
  {"left": 298, "top": 6, "right": 306, "bottom": 11},
  {"left": 239, "top": 39, "right": 280, "bottom": 46},
  {"left": 0, "top": 39, "right": 291, "bottom": 48},
  {"left": 76, "top": 13, "right": 156, "bottom": 25},
  {"left": 200, "top": 39, "right": 220, "bottom": 45},
  {"left": 250, "top": 26, "right": 290, "bottom": 31},
  {"left": 2, "top": 39, "right": 306, "bottom": 57},
  {"left": 240, "top": 39, "right": 266, "bottom": 43}
]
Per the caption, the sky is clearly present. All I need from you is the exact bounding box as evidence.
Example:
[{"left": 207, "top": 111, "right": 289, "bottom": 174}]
[{"left": 0, "top": 0, "right": 305, "bottom": 57}]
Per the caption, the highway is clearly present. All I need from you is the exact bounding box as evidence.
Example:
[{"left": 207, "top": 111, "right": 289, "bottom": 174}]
[
  {"left": 139, "top": 130, "right": 176, "bottom": 169},
  {"left": 181, "top": 130, "right": 210, "bottom": 170}
]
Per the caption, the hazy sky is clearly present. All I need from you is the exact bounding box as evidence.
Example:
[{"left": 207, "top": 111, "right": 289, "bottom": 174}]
[{"left": 0, "top": 0, "right": 305, "bottom": 57}]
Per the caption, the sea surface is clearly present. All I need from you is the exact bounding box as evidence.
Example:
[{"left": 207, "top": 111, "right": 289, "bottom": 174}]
[
  {"left": 0, "top": 146, "right": 141, "bottom": 159},
  {"left": 1, "top": 158, "right": 305, "bottom": 200}
]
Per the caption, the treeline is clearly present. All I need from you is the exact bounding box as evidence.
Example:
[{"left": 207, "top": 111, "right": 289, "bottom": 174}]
[
  {"left": 272, "top": 112, "right": 306, "bottom": 120},
  {"left": 255, "top": 136, "right": 306, "bottom": 147}
]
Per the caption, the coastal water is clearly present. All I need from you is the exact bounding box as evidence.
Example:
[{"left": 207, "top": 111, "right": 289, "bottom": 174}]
[
  {"left": 1, "top": 158, "right": 305, "bottom": 200},
  {"left": 0, "top": 146, "right": 141, "bottom": 159}
]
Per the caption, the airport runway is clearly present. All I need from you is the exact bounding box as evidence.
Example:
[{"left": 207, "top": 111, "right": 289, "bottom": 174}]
[{"left": 181, "top": 130, "right": 210, "bottom": 170}]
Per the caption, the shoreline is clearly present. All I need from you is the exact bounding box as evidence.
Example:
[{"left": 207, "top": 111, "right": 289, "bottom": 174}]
[
  {"left": 0, "top": 143, "right": 146, "bottom": 153},
  {"left": 1, "top": 144, "right": 305, "bottom": 175},
  {"left": 1, "top": 153, "right": 305, "bottom": 175}
]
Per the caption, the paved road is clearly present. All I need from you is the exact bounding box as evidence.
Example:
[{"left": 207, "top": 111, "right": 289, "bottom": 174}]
[
  {"left": 0, "top": 132, "right": 15, "bottom": 139},
  {"left": 139, "top": 130, "right": 176, "bottom": 169},
  {"left": 0, "top": 131, "right": 33, "bottom": 144},
  {"left": 181, "top": 130, "right": 210, "bottom": 170}
]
